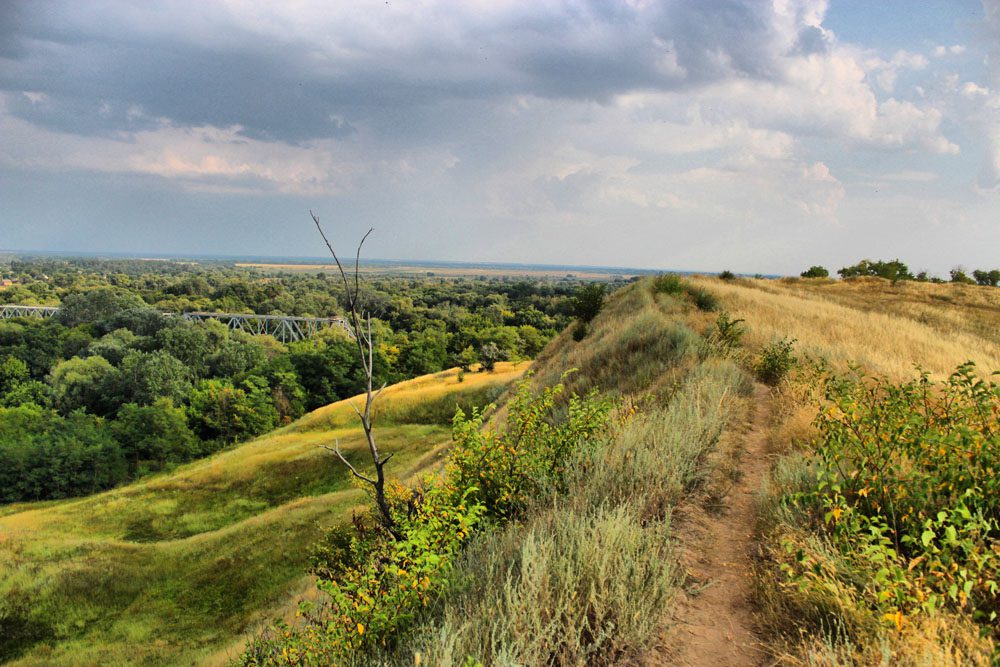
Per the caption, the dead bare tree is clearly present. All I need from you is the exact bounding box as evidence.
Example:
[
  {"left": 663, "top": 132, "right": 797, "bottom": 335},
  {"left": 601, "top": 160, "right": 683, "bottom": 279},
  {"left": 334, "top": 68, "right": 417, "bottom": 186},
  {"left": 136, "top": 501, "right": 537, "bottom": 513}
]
[{"left": 310, "top": 211, "right": 398, "bottom": 539}]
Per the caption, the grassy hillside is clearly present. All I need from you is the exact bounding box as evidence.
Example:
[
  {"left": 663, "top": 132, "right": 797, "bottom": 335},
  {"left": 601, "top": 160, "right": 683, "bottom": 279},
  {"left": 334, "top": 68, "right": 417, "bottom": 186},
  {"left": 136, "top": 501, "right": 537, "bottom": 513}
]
[
  {"left": 691, "top": 276, "right": 1000, "bottom": 664},
  {"left": 4, "top": 274, "right": 998, "bottom": 666},
  {"left": 0, "top": 363, "right": 526, "bottom": 666},
  {"left": 690, "top": 275, "right": 1000, "bottom": 378}
]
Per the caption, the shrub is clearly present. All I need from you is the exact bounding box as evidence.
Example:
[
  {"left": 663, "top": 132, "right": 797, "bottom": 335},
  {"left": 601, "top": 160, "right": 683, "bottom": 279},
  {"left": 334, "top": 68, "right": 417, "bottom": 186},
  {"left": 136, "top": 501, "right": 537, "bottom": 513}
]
[
  {"left": 446, "top": 375, "right": 611, "bottom": 520},
  {"left": 950, "top": 268, "right": 976, "bottom": 285},
  {"left": 241, "top": 376, "right": 612, "bottom": 664},
  {"left": 708, "top": 312, "right": 746, "bottom": 356},
  {"left": 687, "top": 287, "right": 718, "bottom": 312},
  {"left": 800, "top": 266, "right": 829, "bottom": 279},
  {"left": 653, "top": 273, "right": 685, "bottom": 295},
  {"left": 719, "top": 270, "right": 736, "bottom": 281},
  {"left": 839, "top": 259, "right": 913, "bottom": 282},
  {"left": 572, "top": 283, "right": 605, "bottom": 323},
  {"left": 754, "top": 338, "right": 796, "bottom": 385},
  {"left": 782, "top": 364, "right": 1000, "bottom": 636}
]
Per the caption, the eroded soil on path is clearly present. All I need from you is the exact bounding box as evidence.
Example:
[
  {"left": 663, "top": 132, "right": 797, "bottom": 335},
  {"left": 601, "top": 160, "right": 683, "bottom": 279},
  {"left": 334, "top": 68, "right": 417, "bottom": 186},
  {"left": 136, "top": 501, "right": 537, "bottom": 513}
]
[{"left": 647, "top": 383, "right": 774, "bottom": 667}]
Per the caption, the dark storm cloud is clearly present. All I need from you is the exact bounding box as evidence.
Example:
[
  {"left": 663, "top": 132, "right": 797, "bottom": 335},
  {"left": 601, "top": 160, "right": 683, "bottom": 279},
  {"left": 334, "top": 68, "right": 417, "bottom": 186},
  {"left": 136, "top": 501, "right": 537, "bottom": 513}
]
[{"left": 0, "top": 0, "right": 827, "bottom": 144}]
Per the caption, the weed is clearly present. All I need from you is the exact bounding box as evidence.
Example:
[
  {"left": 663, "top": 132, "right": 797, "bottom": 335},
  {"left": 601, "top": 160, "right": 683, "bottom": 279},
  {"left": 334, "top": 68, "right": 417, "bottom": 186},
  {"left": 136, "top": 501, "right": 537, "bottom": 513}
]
[
  {"left": 708, "top": 312, "right": 746, "bottom": 356},
  {"left": 653, "top": 273, "right": 685, "bottom": 295},
  {"left": 754, "top": 338, "right": 796, "bottom": 385}
]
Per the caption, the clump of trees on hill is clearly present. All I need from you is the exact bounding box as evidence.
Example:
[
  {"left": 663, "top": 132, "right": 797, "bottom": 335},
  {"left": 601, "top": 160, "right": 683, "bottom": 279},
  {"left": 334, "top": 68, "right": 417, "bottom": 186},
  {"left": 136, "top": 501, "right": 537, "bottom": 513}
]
[
  {"left": 0, "top": 259, "right": 606, "bottom": 503},
  {"left": 800, "top": 266, "right": 829, "bottom": 278},
  {"left": 797, "top": 260, "right": 1000, "bottom": 287}
]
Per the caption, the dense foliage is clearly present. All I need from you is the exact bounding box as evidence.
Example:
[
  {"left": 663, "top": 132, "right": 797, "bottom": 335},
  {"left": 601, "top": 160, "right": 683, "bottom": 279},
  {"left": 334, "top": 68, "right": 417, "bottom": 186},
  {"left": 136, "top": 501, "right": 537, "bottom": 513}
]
[
  {"left": 0, "top": 257, "right": 596, "bottom": 503},
  {"left": 838, "top": 258, "right": 914, "bottom": 282},
  {"left": 833, "top": 258, "right": 1000, "bottom": 286},
  {"left": 782, "top": 363, "right": 1000, "bottom": 634},
  {"left": 800, "top": 265, "right": 829, "bottom": 278}
]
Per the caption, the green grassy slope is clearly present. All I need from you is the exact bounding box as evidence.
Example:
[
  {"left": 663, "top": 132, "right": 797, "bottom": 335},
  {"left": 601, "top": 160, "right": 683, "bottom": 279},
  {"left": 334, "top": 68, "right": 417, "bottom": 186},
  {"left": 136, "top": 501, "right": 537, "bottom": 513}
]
[{"left": 0, "top": 363, "right": 526, "bottom": 666}]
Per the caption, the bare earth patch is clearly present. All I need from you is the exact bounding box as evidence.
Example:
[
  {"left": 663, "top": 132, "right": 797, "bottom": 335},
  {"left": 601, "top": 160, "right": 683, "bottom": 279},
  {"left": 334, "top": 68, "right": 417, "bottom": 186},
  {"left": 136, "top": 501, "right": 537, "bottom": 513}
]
[{"left": 647, "top": 383, "right": 774, "bottom": 667}]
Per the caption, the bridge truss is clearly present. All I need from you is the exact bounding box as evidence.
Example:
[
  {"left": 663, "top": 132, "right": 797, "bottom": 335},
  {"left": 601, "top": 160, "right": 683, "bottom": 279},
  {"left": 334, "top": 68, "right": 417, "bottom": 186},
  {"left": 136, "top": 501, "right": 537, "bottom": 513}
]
[
  {"left": 180, "top": 311, "right": 354, "bottom": 343},
  {"left": 0, "top": 305, "right": 59, "bottom": 319},
  {"left": 0, "top": 305, "right": 352, "bottom": 343}
]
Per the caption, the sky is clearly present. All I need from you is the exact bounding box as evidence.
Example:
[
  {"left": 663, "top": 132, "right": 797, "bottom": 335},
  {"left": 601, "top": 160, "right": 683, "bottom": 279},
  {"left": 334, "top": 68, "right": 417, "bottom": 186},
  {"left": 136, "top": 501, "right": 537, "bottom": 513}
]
[{"left": 1, "top": 0, "right": 998, "bottom": 275}]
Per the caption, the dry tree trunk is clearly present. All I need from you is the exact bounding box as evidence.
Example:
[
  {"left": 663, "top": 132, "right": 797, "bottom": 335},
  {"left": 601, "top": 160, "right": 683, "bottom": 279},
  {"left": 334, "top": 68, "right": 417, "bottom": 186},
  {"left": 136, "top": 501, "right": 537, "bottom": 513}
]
[{"left": 311, "top": 211, "right": 398, "bottom": 539}]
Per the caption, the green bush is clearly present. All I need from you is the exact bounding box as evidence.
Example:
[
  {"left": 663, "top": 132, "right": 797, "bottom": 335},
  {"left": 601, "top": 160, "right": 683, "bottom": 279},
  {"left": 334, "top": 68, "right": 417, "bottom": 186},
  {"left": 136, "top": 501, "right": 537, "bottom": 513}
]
[
  {"left": 653, "top": 273, "right": 685, "bottom": 295},
  {"left": 719, "top": 270, "right": 736, "bottom": 281},
  {"left": 446, "top": 375, "right": 611, "bottom": 520},
  {"left": 754, "top": 338, "right": 796, "bottom": 385},
  {"left": 782, "top": 363, "right": 1000, "bottom": 633},
  {"left": 800, "top": 266, "right": 829, "bottom": 279},
  {"left": 572, "top": 283, "right": 605, "bottom": 323},
  {"left": 686, "top": 287, "right": 718, "bottom": 312},
  {"left": 708, "top": 312, "right": 746, "bottom": 356}
]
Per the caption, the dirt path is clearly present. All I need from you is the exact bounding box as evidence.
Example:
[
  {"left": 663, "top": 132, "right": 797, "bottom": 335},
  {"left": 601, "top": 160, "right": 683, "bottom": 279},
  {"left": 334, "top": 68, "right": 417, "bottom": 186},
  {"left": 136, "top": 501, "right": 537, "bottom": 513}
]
[{"left": 648, "top": 383, "right": 774, "bottom": 667}]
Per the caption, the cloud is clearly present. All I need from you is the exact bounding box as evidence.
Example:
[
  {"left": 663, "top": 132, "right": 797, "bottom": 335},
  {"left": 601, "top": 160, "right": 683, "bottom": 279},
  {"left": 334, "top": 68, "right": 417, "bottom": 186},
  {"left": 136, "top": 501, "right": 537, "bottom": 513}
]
[
  {"left": 865, "top": 50, "right": 929, "bottom": 92},
  {"left": 0, "top": 94, "right": 457, "bottom": 195},
  {"left": 978, "top": 0, "right": 1000, "bottom": 189},
  {"left": 0, "top": 0, "right": 989, "bottom": 274},
  {"left": 932, "top": 44, "right": 967, "bottom": 57}
]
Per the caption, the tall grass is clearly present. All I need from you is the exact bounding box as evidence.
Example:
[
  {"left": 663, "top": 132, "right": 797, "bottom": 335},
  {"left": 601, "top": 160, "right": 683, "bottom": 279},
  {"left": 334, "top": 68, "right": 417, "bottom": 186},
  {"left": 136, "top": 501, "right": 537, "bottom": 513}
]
[
  {"left": 737, "top": 274, "right": 1000, "bottom": 666},
  {"left": 532, "top": 280, "right": 702, "bottom": 398},
  {"left": 692, "top": 277, "right": 1000, "bottom": 379},
  {"left": 393, "top": 355, "right": 750, "bottom": 666}
]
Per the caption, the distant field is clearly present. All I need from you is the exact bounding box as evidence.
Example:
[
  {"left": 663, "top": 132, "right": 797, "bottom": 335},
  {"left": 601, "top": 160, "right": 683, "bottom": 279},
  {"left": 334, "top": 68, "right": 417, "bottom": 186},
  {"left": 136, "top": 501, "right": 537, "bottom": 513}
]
[
  {"left": 0, "top": 363, "right": 527, "bottom": 666},
  {"left": 235, "top": 262, "right": 636, "bottom": 280}
]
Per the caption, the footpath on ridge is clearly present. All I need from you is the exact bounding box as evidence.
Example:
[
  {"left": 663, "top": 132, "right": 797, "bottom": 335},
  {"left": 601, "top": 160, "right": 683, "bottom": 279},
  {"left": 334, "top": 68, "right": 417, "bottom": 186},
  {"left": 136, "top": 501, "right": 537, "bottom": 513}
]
[{"left": 648, "top": 383, "right": 773, "bottom": 667}]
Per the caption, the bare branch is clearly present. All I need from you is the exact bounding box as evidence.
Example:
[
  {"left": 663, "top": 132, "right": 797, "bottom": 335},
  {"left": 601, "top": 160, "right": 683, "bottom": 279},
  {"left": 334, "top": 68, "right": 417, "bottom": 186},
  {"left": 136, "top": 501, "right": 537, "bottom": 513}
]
[
  {"left": 319, "top": 442, "right": 376, "bottom": 485},
  {"left": 312, "top": 212, "right": 398, "bottom": 539},
  {"left": 310, "top": 210, "right": 354, "bottom": 305},
  {"left": 354, "top": 228, "right": 374, "bottom": 305}
]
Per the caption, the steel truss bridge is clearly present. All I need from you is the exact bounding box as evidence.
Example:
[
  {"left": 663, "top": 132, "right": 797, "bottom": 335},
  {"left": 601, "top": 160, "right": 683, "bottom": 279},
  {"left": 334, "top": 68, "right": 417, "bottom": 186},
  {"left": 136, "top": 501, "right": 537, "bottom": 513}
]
[
  {"left": 0, "top": 305, "right": 59, "bottom": 319},
  {"left": 0, "top": 305, "right": 352, "bottom": 343}
]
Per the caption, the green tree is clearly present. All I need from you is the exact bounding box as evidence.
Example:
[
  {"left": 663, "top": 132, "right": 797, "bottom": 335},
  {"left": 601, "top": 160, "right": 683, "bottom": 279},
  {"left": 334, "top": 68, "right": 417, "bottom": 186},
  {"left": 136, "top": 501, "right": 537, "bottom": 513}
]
[
  {"left": 55, "top": 287, "right": 147, "bottom": 329},
  {"left": 86, "top": 328, "right": 139, "bottom": 365},
  {"left": 838, "top": 259, "right": 913, "bottom": 282},
  {"left": 0, "top": 355, "right": 29, "bottom": 395},
  {"left": 572, "top": 283, "right": 605, "bottom": 323},
  {"left": 950, "top": 268, "right": 976, "bottom": 285},
  {"left": 800, "top": 265, "right": 829, "bottom": 278},
  {"left": 478, "top": 342, "right": 504, "bottom": 372},
  {"left": 456, "top": 345, "right": 478, "bottom": 371},
  {"left": 112, "top": 399, "right": 198, "bottom": 473},
  {"left": 48, "top": 355, "right": 118, "bottom": 415},
  {"left": 187, "top": 377, "right": 278, "bottom": 444},
  {"left": 972, "top": 269, "right": 1000, "bottom": 287},
  {"left": 398, "top": 324, "right": 450, "bottom": 377},
  {"left": 116, "top": 350, "right": 191, "bottom": 406}
]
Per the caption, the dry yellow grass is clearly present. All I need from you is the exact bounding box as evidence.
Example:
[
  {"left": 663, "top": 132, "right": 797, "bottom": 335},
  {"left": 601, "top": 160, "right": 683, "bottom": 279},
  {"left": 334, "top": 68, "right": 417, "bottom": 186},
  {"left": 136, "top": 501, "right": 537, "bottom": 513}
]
[{"left": 690, "top": 277, "right": 1000, "bottom": 379}]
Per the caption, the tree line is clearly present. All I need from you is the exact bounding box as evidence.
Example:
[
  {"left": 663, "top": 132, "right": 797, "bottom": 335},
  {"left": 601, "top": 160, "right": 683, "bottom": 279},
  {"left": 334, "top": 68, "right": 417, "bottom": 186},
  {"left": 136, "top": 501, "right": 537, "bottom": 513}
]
[{"left": 800, "top": 260, "right": 1000, "bottom": 286}]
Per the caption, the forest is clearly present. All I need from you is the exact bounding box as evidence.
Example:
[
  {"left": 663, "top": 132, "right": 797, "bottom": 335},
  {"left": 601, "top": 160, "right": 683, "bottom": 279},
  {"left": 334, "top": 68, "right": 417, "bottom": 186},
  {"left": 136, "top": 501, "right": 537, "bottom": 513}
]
[{"left": 0, "top": 256, "right": 606, "bottom": 503}]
